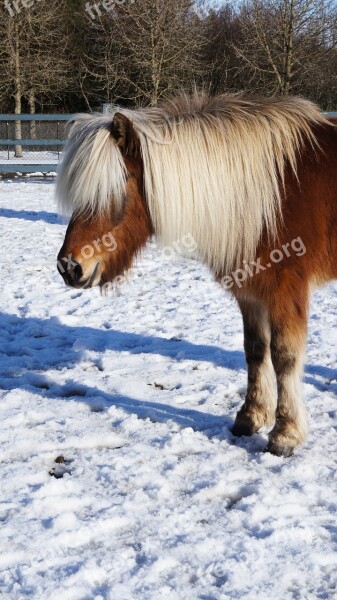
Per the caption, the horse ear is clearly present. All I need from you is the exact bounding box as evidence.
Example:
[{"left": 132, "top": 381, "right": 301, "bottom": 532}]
[{"left": 111, "top": 112, "right": 139, "bottom": 157}]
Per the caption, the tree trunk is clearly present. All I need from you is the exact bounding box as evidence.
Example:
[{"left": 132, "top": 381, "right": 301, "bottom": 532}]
[
  {"left": 282, "top": 0, "right": 295, "bottom": 95},
  {"left": 14, "top": 23, "right": 23, "bottom": 159},
  {"left": 29, "top": 89, "right": 37, "bottom": 140}
]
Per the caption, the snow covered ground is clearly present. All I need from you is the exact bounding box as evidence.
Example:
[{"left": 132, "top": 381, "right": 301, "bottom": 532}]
[{"left": 1, "top": 179, "right": 337, "bottom": 599}]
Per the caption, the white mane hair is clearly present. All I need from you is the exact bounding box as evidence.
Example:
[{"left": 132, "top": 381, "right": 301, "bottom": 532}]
[
  {"left": 56, "top": 92, "right": 327, "bottom": 273},
  {"left": 56, "top": 113, "right": 128, "bottom": 218}
]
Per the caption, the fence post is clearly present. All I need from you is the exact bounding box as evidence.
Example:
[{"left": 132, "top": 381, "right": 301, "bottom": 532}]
[
  {"left": 57, "top": 121, "right": 60, "bottom": 160},
  {"left": 6, "top": 121, "right": 9, "bottom": 160}
]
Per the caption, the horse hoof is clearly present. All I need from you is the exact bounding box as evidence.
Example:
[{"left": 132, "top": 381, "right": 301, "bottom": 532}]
[
  {"left": 232, "top": 407, "right": 265, "bottom": 437},
  {"left": 264, "top": 440, "right": 294, "bottom": 457},
  {"left": 231, "top": 419, "right": 256, "bottom": 437}
]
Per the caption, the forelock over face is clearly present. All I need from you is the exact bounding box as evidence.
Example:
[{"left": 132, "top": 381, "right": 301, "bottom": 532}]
[
  {"left": 56, "top": 111, "right": 142, "bottom": 221},
  {"left": 57, "top": 151, "right": 153, "bottom": 290}
]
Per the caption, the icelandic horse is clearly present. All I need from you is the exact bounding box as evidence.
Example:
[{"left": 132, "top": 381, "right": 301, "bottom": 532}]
[{"left": 56, "top": 93, "right": 337, "bottom": 457}]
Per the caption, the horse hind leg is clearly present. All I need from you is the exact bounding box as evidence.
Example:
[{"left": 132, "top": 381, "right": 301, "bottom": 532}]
[
  {"left": 232, "top": 297, "right": 277, "bottom": 436},
  {"left": 266, "top": 288, "right": 309, "bottom": 457}
]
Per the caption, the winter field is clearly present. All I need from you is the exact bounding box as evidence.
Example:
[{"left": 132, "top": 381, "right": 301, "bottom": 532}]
[{"left": 1, "top": 179, "right": 337, "bottom": 599}]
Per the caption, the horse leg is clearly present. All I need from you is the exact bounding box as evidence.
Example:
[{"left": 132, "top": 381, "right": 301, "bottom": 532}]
[
  {"left": 266, "top": 286, "right": 309, "bottom": 457},
  {"left": 232, "top": 298, "right": 277, "bottom": 436}
]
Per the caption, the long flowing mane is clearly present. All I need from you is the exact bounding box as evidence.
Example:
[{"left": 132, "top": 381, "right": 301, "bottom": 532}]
[{"left": 57, "top": 92, "right": 327, "bottom": 272}]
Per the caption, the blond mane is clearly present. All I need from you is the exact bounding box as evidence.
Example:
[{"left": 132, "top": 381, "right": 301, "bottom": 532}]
[{"left": 57, "top": 92, "right": 327, "bottom": 272}]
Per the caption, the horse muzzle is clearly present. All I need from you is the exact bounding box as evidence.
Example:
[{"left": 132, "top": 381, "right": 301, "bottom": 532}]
[{"left": 57, "top": 257, "right": 101, "bottom": 289}]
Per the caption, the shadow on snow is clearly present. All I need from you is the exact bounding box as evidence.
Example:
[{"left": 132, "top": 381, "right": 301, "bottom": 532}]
[
  {"left": 0, "top": 207, "right": 60, "bottom": 224},
  {"left": 1, "top": 312, "right": 333, "bottom": 449},
  {"left": 0, "top": 312, "right": 245, "bottom": 439}
]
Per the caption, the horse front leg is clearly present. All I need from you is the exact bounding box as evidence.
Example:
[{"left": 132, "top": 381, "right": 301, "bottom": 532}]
[
  {"left": 232, "top": 297, "right": 277, "bottom": 436},
  {"left": 266, "top": 287, "right": 309, "bottom": 457}
]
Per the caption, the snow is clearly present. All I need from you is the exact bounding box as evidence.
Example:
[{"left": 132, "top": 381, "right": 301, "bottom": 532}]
[{"left": 1, "top": 179, "right": 337, "bottom": 599}]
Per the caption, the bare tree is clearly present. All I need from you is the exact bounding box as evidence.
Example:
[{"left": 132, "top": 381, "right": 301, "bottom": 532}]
[
  {"left": 202, "top": 4, "right": 245, "bottom": 95},
  {"left": 23, "top": 3, "right": 70, "bottom": 124},
  {"left": 0, "top": 0, "right": 71, "bottom": 154},
  {"left": 78, "top": 12, "right": 125, "bottom": 109},
  {"left": 119, "top": 0, "right": 205, "bottom": 105},
  {"left": 0, "top": 15, "right": 26, "bottom": 156},
  {"left": 1, "top": 0, "right": 336, "bottom": 116},
  {"left": 234, "top": 0, "right": 337, "bottom": 96},
  {"left": 81, "top": 0, "right": 206, "bottom": 107}
]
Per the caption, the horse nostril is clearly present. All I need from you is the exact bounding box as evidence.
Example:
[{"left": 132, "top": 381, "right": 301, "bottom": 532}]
[
  {"left": 73, "top": 262, "right": 83, "bottom": 281},
  {"left": 67, "top": 260, "right": 83, "bottom": 285},
  {"left": 57, "top": 258, "right": 83, "bottom": 286}
]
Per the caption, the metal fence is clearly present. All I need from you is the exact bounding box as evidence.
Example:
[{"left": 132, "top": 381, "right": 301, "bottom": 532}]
[
  {"left": 0, "top": 111, "right": 336, "bottom": 176},
  {"left": 0, "top": 114, "right": 71, "bottom": 174}
]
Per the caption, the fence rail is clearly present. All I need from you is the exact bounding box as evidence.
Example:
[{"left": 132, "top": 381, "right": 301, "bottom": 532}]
[
  {"left": 4, "top": 140, "right": 66, "bottom": 146},
  {"left": 0, "top": 114, "right": 72, "bottom": 174},
  {"left": 0, "top": 114, "right": 71, "bottom": 121}
]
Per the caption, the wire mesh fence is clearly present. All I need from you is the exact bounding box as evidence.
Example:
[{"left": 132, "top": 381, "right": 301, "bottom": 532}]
[{"left": 0, "top": 115, "right": 71, "bottom": 174}]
